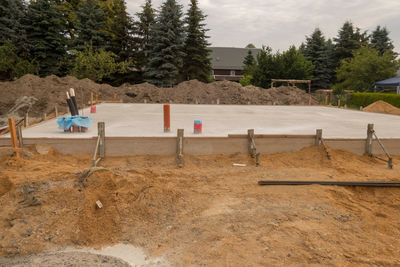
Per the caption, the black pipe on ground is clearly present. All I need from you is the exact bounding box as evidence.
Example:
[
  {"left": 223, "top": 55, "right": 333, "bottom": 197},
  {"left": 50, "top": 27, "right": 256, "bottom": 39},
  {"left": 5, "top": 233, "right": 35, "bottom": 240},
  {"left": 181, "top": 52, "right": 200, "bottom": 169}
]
[
  {"left": 66, "top": 92, "right": 76, "bottom": 116},
  {"left": 69, "top": 88, "right": 79, "bottom": 116},
  {"left": 258, "top": 181, "right": 400, "bottom": 187}
]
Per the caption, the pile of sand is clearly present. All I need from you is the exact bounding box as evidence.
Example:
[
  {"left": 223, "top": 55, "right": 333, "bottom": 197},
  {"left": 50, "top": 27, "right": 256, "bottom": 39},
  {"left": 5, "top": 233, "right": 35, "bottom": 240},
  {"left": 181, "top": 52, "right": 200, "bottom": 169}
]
[
  {"left": 363, "top": 100, "right": 400, "bottom": 115},
  {"left": 0, "top": 75, "right": 318, "bottom": 127}
]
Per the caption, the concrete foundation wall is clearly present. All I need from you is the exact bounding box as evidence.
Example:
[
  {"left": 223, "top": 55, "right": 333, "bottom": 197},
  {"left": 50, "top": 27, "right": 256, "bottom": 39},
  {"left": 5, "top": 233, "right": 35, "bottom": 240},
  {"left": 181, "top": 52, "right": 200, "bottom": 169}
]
[{"left": 2, "top": 135, "right": 400, "bottom": 156}]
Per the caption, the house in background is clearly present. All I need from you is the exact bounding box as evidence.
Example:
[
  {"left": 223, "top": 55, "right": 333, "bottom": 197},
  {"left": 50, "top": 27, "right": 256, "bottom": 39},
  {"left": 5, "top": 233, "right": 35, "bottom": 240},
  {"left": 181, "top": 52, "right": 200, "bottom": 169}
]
[{"left": 209, "top": 47, "right": 261, "bottom": 81}]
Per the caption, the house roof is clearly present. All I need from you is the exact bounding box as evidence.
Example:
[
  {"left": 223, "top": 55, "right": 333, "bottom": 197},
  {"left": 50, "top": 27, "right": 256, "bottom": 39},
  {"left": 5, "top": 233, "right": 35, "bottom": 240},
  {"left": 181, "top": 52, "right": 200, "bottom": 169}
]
[{"left": 209, "top": 47, "right": 261, "bottom": 70}]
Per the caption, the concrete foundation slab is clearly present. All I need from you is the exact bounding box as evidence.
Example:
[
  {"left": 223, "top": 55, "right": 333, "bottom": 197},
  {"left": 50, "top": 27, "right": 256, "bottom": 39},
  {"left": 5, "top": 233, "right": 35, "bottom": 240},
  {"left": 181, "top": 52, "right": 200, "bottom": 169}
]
[{"left": 3, "top": 104, "right": 400, "bottom": 139}]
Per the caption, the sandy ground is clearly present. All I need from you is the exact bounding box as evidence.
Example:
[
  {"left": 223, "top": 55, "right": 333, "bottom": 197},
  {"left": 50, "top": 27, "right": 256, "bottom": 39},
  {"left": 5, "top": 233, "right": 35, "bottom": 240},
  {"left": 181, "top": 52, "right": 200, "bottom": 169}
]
[{"left": 1, "top": 145, "right": 400, "bottom": 266}]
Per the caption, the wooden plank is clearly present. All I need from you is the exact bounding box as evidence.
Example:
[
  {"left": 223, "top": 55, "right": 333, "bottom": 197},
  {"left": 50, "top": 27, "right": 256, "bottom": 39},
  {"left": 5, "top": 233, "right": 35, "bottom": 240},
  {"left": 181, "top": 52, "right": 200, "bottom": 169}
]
[{"left": 8, "top": 117, "right": 19, "bottom": 157}]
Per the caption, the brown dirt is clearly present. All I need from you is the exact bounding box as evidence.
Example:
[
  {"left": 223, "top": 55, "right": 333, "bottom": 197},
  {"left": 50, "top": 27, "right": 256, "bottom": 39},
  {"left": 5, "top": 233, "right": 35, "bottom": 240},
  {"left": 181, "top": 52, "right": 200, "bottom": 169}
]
[
  {"left": 363, "top": 100, "right": 400, "bottom": 115},
  {"left": 0, "top": 75, "right": 318, "bottom": 127},
  {"left": 1, "top": 145, "right": 400, "bottom": 265}
]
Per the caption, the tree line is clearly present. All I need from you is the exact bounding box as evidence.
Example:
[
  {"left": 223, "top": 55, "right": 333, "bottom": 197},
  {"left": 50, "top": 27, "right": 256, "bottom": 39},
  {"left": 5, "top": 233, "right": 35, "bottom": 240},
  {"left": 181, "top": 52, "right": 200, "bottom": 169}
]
[
  {"left": 242, "top": 21, "right": 399, "bottom": 93},
  {"left": 0, "top": 0, "right": 211, "bottom": 86}
]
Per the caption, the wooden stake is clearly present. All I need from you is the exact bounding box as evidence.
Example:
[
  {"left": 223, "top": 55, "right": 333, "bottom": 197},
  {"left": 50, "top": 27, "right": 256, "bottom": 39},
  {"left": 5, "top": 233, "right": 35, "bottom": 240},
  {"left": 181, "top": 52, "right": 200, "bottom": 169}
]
[
  {"left": 55, "top": 105, "right": 58, "bottom": 117},
  {"left": 315, "top": 129, "right": 322, "bottom": 146},
  {"left": 248, "top": 129, "right": 256, "bottom": 158},
  {"left": 24, "top": 113, "right": 29, "bottom": 127},
  {"left": 16, "top": 125, "right": 23, "bottom": 147},
  {"left": 91, "top": 92, "right": 94, "bottom": 106},
  {"left": 113, "top": 94, "right": 117, "bottom": 103},
  {"left": 325, "top": 95, "right": 328, "bottom": 105},
  {"left": 95, "top": 94, "right": 98, "bottom": 104},
  {"left": 366, "top": 124, "right": 374, "bottom": 156},
  {"left": 42, "top": 113, "right": 47, "bottom": 121},
  {"left": 8, "top": 118, "right": 19, "bottom": 157},
  {"left": 177, "top": 129, "right": 184, "bottom": 168},
  {"left": 217, "top": 98, "right": 220, "bottom": 105},
  {"left": 98, "top": 122, "right": 105, "bottom": 158}
]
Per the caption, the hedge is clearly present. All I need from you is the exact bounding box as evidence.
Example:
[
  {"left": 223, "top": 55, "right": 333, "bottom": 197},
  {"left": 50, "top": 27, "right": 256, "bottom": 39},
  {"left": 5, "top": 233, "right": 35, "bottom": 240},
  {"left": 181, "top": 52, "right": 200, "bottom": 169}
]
[{"left": 348, "top": 92, "right": 400, "bottom": 108}]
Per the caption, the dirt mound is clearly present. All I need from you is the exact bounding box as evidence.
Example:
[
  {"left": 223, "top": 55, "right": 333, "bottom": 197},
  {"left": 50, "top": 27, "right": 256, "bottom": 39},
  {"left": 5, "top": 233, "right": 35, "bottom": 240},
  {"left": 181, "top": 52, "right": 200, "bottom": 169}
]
[
  {"left": 0, "top": 75, "right": 318, "bottom": 127},
  {"left": 363, "top": 100, "right": 400, "bottom": 115}
]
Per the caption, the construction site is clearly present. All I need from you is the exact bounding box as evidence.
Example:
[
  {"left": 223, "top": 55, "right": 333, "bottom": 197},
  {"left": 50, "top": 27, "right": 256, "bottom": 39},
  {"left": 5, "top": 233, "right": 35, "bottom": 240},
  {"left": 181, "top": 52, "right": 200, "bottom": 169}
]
[{"left": 1, "top": 75, "right": 400, "bottom": 266}]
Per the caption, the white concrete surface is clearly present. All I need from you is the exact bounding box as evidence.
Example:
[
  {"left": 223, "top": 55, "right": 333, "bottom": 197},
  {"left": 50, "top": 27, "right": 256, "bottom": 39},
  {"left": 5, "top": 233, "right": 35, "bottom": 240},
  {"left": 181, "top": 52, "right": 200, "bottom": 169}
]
[{"left": 4, "top": 103, "right": 400, "bottom": 138}]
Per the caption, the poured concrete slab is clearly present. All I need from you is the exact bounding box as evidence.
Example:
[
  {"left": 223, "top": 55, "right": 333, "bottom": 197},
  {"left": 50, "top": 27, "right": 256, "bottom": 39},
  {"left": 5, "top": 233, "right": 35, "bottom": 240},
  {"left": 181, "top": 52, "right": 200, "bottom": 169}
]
[{"left": 4, "top": 103, "right": 400, "bottom": 138}]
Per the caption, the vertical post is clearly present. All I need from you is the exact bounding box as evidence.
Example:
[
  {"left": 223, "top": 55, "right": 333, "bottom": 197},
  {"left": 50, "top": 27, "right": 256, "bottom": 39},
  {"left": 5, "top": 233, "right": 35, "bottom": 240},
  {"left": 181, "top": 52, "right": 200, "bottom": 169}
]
[
  {"left": 163, "top": 104, "right": 170, "bottom": 132},
  {"left": 91, "top": 92, "right": 94, "bottom": 106},
  {"left": 325, "top": 95, "right": 328, "bottom": 105},
  {"left": 338, "top": 99, "right": 341, "bottom": 108},
  {"left": 42, "top": 113, "right": 47, "bottom": 121},
  {"left": 248, "top": 129, "right": 256, "bottom": 158},
  {"left": 55, "top": 105, "right": 58, "bottom": 117},
  {"left": 177, "top": 129, "right": 184, "bottom": 168},
  {"left": 113, "top": 94, "right": 117, "bottom": 103},
  {"left": 366, "top": 124, "right": 374, "bottom": 156},
  {"left": 8, "top": 118, "right": 19, "bottom": 157},
  {"left": 95, "top": 94, "right": 98, "bottom": 104},
  {"left": 217, "top": 98, "right": 220, "bottom": 105},
  {"left": 144, "top": 99, "right": 147, "bottom": 104},
  {"left": 16, "top": 125, "right": 23, "bottom": 147},
  {"left": 98, "top": 122, "right": 105, "bottom": 158},
  {"left": 315, "top": 129, "right": 322, "bottom": 146},
  {"left": 24, "top": 113, "right": 28, "bottom": 127},
  {"left": 360, "top": 106, "right": 363, "bottom": 111},
  {"left": 308, "top": 82, "right": 311, "bottom": 106}
]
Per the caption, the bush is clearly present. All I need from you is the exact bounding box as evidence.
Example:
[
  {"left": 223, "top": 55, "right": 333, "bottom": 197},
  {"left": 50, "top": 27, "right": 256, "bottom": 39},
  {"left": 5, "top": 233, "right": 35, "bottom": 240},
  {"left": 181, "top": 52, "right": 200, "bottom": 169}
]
[
  {"left": 239, "top": 75, "right": 252, "bottom": 86},
  {"left": 348, "top": 92, "right": 400, "bottom": 108}
]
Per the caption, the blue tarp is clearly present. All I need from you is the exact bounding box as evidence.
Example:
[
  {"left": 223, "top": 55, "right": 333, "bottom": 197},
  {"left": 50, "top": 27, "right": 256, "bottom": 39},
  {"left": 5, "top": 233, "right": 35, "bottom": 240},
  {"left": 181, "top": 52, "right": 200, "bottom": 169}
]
[
  {"left": 375, "top": 76, "right": 400, "bottom": 87},
  {"left": 57, "top": 116, "right": 93, "bottom": 130}
]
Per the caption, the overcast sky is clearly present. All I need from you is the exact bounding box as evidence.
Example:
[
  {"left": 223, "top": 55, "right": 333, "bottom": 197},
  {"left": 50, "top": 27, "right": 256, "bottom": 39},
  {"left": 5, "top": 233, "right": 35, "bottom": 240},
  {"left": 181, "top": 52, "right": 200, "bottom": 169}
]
[{"left": 126, "top": 0, "right": 400, "bottom": 53}]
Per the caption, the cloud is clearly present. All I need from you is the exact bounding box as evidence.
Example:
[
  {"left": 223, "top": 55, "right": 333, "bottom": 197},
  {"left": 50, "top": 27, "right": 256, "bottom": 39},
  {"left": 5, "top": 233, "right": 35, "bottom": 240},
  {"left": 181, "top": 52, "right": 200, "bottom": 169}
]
[{"left": 126, "top": 0, "right": 400, "bottom": 53}]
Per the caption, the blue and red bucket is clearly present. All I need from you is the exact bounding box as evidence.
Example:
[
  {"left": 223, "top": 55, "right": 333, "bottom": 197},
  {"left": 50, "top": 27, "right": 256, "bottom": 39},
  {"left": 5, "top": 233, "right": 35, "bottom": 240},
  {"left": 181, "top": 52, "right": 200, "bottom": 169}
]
[{"left": 194, "top": 120, "right": 202, "bottom": 134}]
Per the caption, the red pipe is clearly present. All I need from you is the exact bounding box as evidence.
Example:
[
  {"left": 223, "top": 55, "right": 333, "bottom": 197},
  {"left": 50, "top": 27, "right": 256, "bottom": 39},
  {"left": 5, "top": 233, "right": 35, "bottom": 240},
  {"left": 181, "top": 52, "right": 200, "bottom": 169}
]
[{"left": 163, "top": 104, "right": 170, "bottom": 132}]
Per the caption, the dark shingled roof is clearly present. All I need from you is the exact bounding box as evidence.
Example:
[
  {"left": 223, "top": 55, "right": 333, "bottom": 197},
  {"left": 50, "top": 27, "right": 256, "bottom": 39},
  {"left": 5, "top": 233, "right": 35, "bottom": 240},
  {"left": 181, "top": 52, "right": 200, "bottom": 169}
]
[{"left": 209, "top": 47, "right": 261, "bottom": 70}]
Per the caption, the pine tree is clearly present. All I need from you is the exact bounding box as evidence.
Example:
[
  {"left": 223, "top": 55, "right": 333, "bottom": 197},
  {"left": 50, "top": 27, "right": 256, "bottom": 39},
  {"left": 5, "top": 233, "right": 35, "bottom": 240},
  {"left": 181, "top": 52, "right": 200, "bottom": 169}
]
[
  {"left": 182, "top": 0, "right": 211, "bottom": 82},
  {"left": 333, "top": 21, "right": 367, "bottom": 66},
  {"left": 243, "top": 50, "right": 256, "bottom": 66},
  {"left": 0, "top": 0, "right": 28, "bottom": 56},
  {"left": 145, "top": 0, "right": 185, "bottom": 87},
  {"left": 133, "top": 0, "right": 156, "bottom": 72},
  {"left": 26, "top": 0, "right": 67, "bottom": 77},
  {"left": 303, "top": 28, "right": 335, "bottom": 89},
  {"left": 73, "top": 0, "right": 108, "bottom": 51},
  {"left": 243, "top": 50, "right": 256, "bottom": 76},
  {"left": 104, "top": 0, "right": 134, "bottom": 61},
  {"left": 370, "top": 26, "right": 395, "bottom": 56}
]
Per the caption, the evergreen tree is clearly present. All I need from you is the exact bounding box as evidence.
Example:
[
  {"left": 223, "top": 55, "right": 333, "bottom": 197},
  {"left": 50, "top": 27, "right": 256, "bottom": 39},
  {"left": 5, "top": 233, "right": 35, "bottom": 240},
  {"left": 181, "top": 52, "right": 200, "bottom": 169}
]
[
  {"left": 303, "top": 28, "right": 335, "bottom": 89},
  {"left": 145, "top": 0, "right": 185, "bottom": 87},
  {"left": 243, "top": 50, "right": 256, "bottom": 66},
  {"left": 73, "top": 0, "right": 108, "bottom": 51},
  {"left": 333, "top": 21, "right": 367, "bottom": 66},
  {"left": 133, "top": 0, "right": 156, "bottom": 72},
  {"left": 243, "top": 49, "right": 256, "bottom": 76},
  {"left": 26, "top": 0, "right": 67, "bottom": 77},
  {"left": 104, "top": 0, "right": 134, "bottom": 61},
  {"left": 183, "top": 0, "right": 211, "bottom": 82},
  {"left": 370, "top": 26, "right": 395, "bottom": 56},
  {"left": 0, "top": 0, "right": 28, "bottom": 56}
]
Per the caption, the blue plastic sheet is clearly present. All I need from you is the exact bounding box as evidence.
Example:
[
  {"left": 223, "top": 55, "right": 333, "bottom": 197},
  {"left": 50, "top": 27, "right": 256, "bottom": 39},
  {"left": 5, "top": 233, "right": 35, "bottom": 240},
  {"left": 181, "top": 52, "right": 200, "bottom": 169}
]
[{"left": 57, "top": 116, "right": 93, "bottom": 130}]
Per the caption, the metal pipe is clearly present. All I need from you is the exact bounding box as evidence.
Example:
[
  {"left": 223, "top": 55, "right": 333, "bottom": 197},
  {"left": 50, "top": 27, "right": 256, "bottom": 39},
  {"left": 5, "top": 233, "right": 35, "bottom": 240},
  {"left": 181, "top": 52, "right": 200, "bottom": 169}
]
[{"left": 258, "top": 180, "right": 400, "bottom": 187}]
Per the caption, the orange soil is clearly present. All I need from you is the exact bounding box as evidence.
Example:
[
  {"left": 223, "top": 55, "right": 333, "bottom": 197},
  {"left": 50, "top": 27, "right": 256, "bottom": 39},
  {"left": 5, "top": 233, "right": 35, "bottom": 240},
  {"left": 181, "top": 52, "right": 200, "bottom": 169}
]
[
  {"left": 1, "top": 145, "right": 400, "bottom": 266},
  {"left": 363, "top": 100, "right": 400, "bottom": 115}
]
